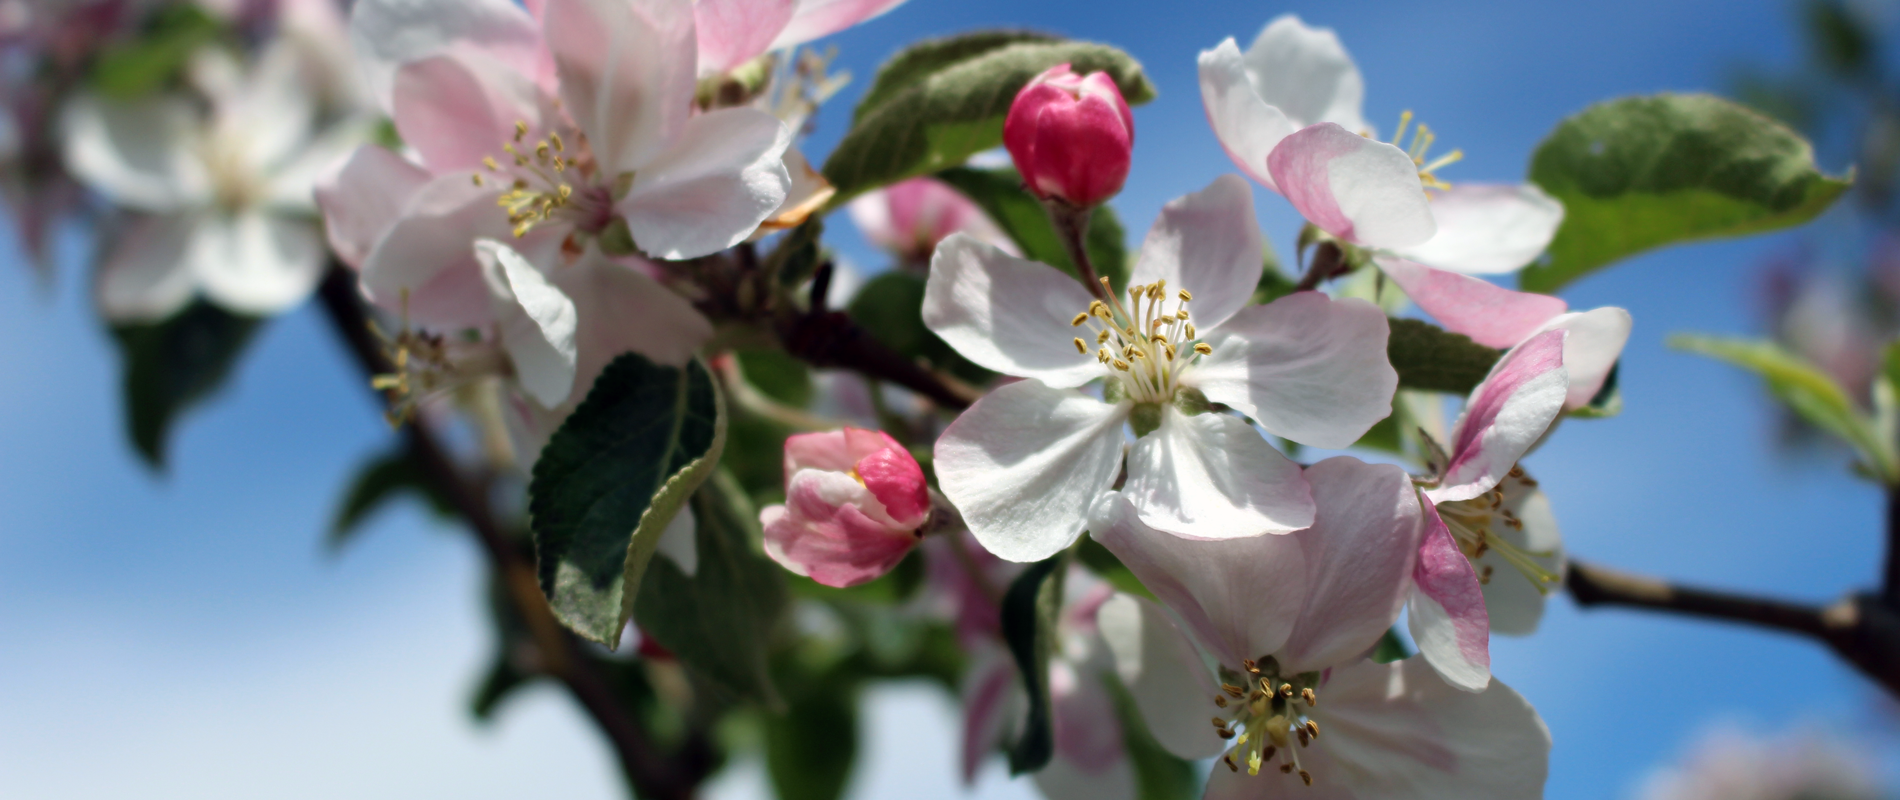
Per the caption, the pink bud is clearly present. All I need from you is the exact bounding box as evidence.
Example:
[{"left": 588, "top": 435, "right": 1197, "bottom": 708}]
[
  {"left": 1002, "top": 64, "right": 1134, "bottom": 208},
  {"left": 847, "top": 177, "right": 1020, "bottom": 264},
  {"left": 762, "top": 428, "right": 931, "bottom": 587}
]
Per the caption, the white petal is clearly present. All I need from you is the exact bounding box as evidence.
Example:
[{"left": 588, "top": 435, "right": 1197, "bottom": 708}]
[
  {"left": 545, "top": 251, "right": 714, "bottom": 417},
  {"left": 95, "top": 214, "right": 200, "bottom": 323},
  {"left": 619, "top": 107, "right": 793, "bottom": 259},
  {"left": 1307, "top": 659, "right": 1550, "bottom": 800},
  {"left": 217, "top": 42, "right": 318, "bottom": 175},
  {"left": 1124, "top": 409, "right": 1313, "bottom": 539},
  {"left": 1431, "top": 330, "right": 1568, "bottom": 504},
  {"left": 1268, "top": 123, "right": 1435, "bottom": 249},
  {"left": 934, "top": 380, "right": 1127, "bottom": 562},
  {"left": 543, "top": 0, "right": 696, "bottom": 173},
  {"left": 1479, "top": 477, "right": 1563, "bottom": 636},
  {"left": 60, "top": 94, "right": 209, "bottom": 212},
  {"left": 348, "top": 0, "right": 544, "bottom": 112},
  {"left": 656, "top": 503, "right": 698, "bottom": 576},
  {"left": 1087, "top": 491, "right": 1305, "bottom": 669},
  {"left": 1033, "top": 749, "right": 1135, "bottom": 800},
  {"left": 1240, "top": 14, "right": 1368, "bottom": 134},
  {"left": 1392, "top": 184, "right": 1565, "bottom": 275},
  {"left": 190, "top": 211, "right": 326, "bottom": 316},
  {"left": 1196, "top": 38, "right": 1293, "bottom": 190},
  {"left": 358, "top": 174, "right": 519, "bottom": 330},
  {"left": 314, "top": 144, "right": 432, "bottom": 269},
  {"left": 1185, "top": 292, "right": 1396, "bottom": 449},
  {"left": 475, "top": 239, "right": 580, "bottom": 409},
  {"left": 922, "top": 234, "right": 1106, "bottom": 388},
  {"left": 1096, "top": 593, "right": 1227, "bottom": 760},
  {"left": 769, "top": 0, "right": 907, "bottom": 51},
  {"left": 1531, "top": 307, "right": 1632, "bottom": 410},
  {"left": 1128, "top": 174, "right": 1264, "bottom": 332},
  {"left": 264, "top": 116, "right": 376, "bottom": 214},
  {"left": 1278, "top": 457, "right": 1423, "bottom": 673}
]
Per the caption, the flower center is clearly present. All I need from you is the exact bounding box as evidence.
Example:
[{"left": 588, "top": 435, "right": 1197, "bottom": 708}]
[
  {"left": 1210, "top": 657, "right": 1323, "bottom": 786},
  {"left": 1435, "top": 467, "right": 1560, "bottom": 591},
  {"left": 474, "top": 120, "right": 615, "bottom": 239},
  {"left": 1389, "top": 110, "right": 1463, "bottom": 192},
  {"left": 200, "top": 128, "right": 260, "bottom": 213},
  {"left": 1068, "top": 277, "right": 1214, "bottom": 405},
  {"left": 369, "top": 293, "right": 510, "bottom": 425}
]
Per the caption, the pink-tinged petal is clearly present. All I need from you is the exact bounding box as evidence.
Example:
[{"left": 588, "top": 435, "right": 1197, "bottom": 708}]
[
  {"left": 391, "top": 53, "right": 551, "bottom": 174},
  {"left": 1406, "top": 499, "right": 1491, "bottom": 692},
  {"left": 695, "top": 0, "right": 796, "bottom": 74},
  {"left": 1278, "top": 457, "right": 1423, "bottom": 673},
  {"left": 475, "top": 239, "right": 579, "bottom": 408},
  {"left": 544, "top": 249, "right": 714, "bottom": 415},
  {"left": 1123, "top": 408, "right": 1314, "bottom": 540},
  {"left": 850, "top": 177, "right": 1018, "bottom": 262},
  {"left": 922, "top": 234, "right": 1106, "bottom": 388},
  {"left": 762, "top": 469, "right": 920, "bottom": 587},
  {"left": 189, "top": 210, "right": 326, "bottom": 316},
  {"left": 1033, "top": 753, "right": 1135, "bottom": 800},
  {"left": 1185, "top": 292, "right": 1396, "bottom": 449},
  {"left": 618, "top": 106, "right": 793, "bottom": 259},
  {"left": 769, "top": 0, "right": 906, "bottom": 51},
  {"left": 935, "top": 380, "right": 1128, "bottom": 562},
  {"left": 1197, "top": 39, "right": 1293, "bottom": 190},
  {"left": 959, "top": 651, "right": 1019, "bottom": 784},
  {"left": 315, "top": 144, "right": 431, "bottom": 269},
  {"left": 543, "top": 0, "right": 696, "bottom": 173},
  {"left": 348, "top": 0, "right": 544, "bottom": 112},
  {"left": 1048, "top": 660, "right": 1125, "bottom": 773},
  {"left": 783, "top": 427, "right": 895, "bottom": 474},
  {"left": 96, "top": 214, "right": 198, "bottom": 323},
  {"left": 1375, "top": 257, "right": 1566, "bottom": 349},
  {"left": 1392, "top": 183, "right": 1565, "bottom": 275},
  {"left": 1087, "top": 491, "right": 1306, "bottom": 670},
  {"left": 1479, "top": 475, "right": 1563, "bottom": 636},
  {"left": 1268, "top": 122, "right": 1435, "bottom": 249},
  {"left": 1128, "top": 174, "right": 1264, "bottom": 331},
  {"left": 1239, "top": 15, "right": 1369, "bottom": 134},
  {"left": 1532, "top": 307, "right": 1632, "bottom": 410},
  {"left": 857, "top": 445, "right": 929, "bottom": 527},
  {"left": 1432, "top": 329, "right": 1568, "bottom": 504},
  {"left": 358, "top": 174, "right": 515, "bottom": 330},
  {"left": 1096, "top": 593, "right": 1227, "bottom": 760}
]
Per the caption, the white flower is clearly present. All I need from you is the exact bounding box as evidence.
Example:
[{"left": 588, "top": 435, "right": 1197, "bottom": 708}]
[
  {"left": 63, "top": 44, "right": 365, "bottom": 321},
  {"left": 925, "top": 174, "right": 1397, "bottom": 562}
]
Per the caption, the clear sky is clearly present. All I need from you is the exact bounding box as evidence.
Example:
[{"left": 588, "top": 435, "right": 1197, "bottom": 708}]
[{"left": 2, "top": 0, "right": 1896, "bottom": 797}]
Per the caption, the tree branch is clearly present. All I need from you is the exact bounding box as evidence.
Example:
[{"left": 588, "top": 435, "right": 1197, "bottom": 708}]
[
  {"left": 1566, "top": 559, "right": 1900, "bottom": 697},
  {"left": 775, "top": 302, "right": 979, "bottom": 411},
  {"left": 315, "top": 266, "right": 706, "bottom": 799},
  {"left": 1884, "top": 487, "right": 1900, "bottom": 608}
]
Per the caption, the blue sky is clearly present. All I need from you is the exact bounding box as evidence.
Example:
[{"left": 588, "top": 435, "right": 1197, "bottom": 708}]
[{"left": 1, "top": 0, "right": 1895, "bottom": 797}]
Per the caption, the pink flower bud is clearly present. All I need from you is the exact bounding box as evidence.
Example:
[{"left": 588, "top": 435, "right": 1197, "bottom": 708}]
[
  {"left": 1002, "top": 64, "right": 1134, "bottom": 208},
  {"left": 847, "top": 177, "right": 1020, "bottom": 265},
  {"left": 761, "top": 428, "right": 930, "bottom": 588}
]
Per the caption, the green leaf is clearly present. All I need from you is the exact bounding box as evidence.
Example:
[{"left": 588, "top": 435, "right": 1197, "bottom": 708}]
[
  {"left": 90, "top": 6, "right": 224, "bottom": 99},
  {"left": 111, "top": 300, "right": 263, "bottom": 469},
  {"left": 763, "top": 678, "right": 859, "bottom": 800},
  {"left": 767, "top": 218, "right": 826, "bottom": 288},
  {"left": 529, "top": 353, "right": 727, "bottom": 647},
  {"left": 1804, "top": 0, "right": 1876, "bottom": 78},
  {"left": 734, "top": 348, "right": 813, "bottom": 407},
  {"left": 1371, "top": 627, "right": 1414, "bottom": 663},
  {"left": 327, "top": 447, "right": 454, "bottom": 552},
  {"left": 934, "top": 166, "right": 1129, "bottom": 290},
  {"left": 1001, "top": 552, "right": 1067, "bottom": 774},
  {"left": 824, "top": 34, "right": 1155, "bottom": 204},
  {"left": 1102, "top": 672, "right": 1200, "bottom": 800},
  {"left": 1251, "top": 252, "right": 1296, "bottom": 306},
  {"left": 634, "top": 471, "right": 789, "bottom": 705},
  {"left": 1076, "top": 537, "right": 1153, "bottom": 600},
  {"left": 1522, "top": 93, "right": 1851, "bottom": 292},
  {"left": 1672, "top": 334, "right": 1894, "bottom": 478},
  {"left": 1386, "top": 318, "right": 1501, "bottom": 396},
  {"left": 847, "top": 272, "right": 933, "bottom": 357}
]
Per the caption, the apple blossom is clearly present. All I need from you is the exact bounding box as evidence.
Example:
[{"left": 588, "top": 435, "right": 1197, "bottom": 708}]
[
  {"left": 848, "top": 176, "right": 1019, "bottom": 267},
  {"left": 1004, "top": 64, "right": 1134, "bottom": 209},
  {"left": 1090, "top": 457, "right": 1550, "bottom": 795},
  {"left": 690, "top": 0, "right": 909, "bottom": 76},
  {"left": 62, "top": 42, "right": 367, "bottom": 321},
  {"left": 926, "top": 174, "right": 1396, "bottom": 561},
  {"left": 760, "top": 427, "right": 931, "bottom": 587},
  {"left": 1199, "top": 14, "right": 1564, "bottom": 276}
]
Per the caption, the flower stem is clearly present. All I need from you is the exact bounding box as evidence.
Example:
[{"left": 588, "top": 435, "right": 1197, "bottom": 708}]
[{"left": 1044, "top": 197, "right": 1106, "bottom": 300}]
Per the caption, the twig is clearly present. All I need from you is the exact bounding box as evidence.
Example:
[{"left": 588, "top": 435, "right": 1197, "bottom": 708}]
[
  {"left": 1566, "top": 559, "right": 1900, "bottom": 696},
  {"left": 1044, "top": 199, "right": 1106, "bottom": 301},
  {"left": 775, "top": 304, "right": 979, "bottom": 411},
  {"left": 1884, "top": 487, "right": 1900, "bottom": 608},
  {"left": 315, "top": 266, "right": 706, "bottom": 799}
]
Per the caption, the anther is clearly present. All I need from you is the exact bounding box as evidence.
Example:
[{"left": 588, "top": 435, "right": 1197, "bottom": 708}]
[
  {"left": 1297, "top": 727, "right": 1310, "bottom": 747},
  {"left": 1301, "top": 688, "right": 1316, "bottom": 706},
  {"left": 1185, "top": 323, "right": 1197, "bottom": 339},
  {"left": 1191, "top": 342, "right": 1211, "bottom": 356},
  {"left": 1097, "top": 330, "right": 1110, "bottom": 344},
  {"left": 1263, "top": 745, "right": 1276, "bottom": 762},
  {"left": 1224, "top": 754, "right": 1240, "bottom": 773},
  {"left": 549, "top": 132, "right": 564, "bottom": 151},
  {"left": 1176, "top": 309, "right": 1190, "bottom": 321},
  {"left": 1299, "top": 770, "right": 1312, "bottom": 786},
  {"left": 1305, "top": 720, "right": 1319, "bottom": 739},
  {"left": 471, "top": 174, "right": 484, "bottom": 187},
  {"left": 1242, "top": 659, "right": 1257, "bottom": 672},
  {"left": 1072, "top": 312, "right": 1090, "bottom": 326},
  {"left": 1280, "top": 764, "right": 1294, "bottom": 775},
  {"left": 1113, "top": 359, "right": 1130, "bottom": 371},
  {"left": 482, "top": 156, "right": 499, "bottom": 171},
  {"left": 1211, "top": 717, "right": 1228, "bottom": 728},
  {"left": 1179, "top": 289, "right": 1193, "bottom": 301},
  {"left": 1280, "top": 683, "right": 1293, "bottom": 698},
  {"left": 1218, "top": 728, "right": 1235, "bottom": 739},
  {"left": 1214, "top": 695, "right": 1229, "bottom": 708},
  {"left": 514, "top": 120, "right": 529, "bottom": 141},
  {"left": 1073, "top": 337, "right": 1088, "bottom": 354}
]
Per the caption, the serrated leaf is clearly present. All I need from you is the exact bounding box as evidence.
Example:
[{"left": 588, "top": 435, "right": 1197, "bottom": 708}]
[
  {"left": 933, "top": 165, "right": 1129, "bottom": 290},
  {"left": 634, "top": 471, "right": 788, "bottom": 705},
  {"left": 111, "top": 300, "right": 263, "bottom": 469},
  {"left": 1673, "top": 333, "right": 1895, "bottom": 479},
  {"left": 1386, "top": 318, "right": 1501, "bottom": 395},
  {"left": 853, "top": 31, "right": 1061, "bottom": 124},
  {"left": 824, "top": 36, "right": 1154, "bottom": 204},
  {"left": 327, "top": 447, "right": 454, "bottom": 552},
  {"left": 1522, "top": 93, "right": 1851, "bottom": 292},
  {"left": 529, "top": 353, "right": 726, "bottom": 647},
  {"left": 1001, "top": 553, "right": 1067, "bottom": 774}
]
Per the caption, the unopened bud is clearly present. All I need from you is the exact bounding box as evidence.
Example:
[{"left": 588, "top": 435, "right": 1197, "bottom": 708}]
[{"left": 1002, "top": 64, "right": 1134, "bottom": 208}]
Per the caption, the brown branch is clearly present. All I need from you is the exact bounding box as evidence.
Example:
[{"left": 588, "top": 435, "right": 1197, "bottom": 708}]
[
  {"left": 315, "top": 267, "right": 706, "bottom": 800},
  {"left": 1884, "top": 487, "right": 1900, "bottom": 608},
  {"left": 1566, "top": 559, "right": 1900, "bottom": 697},
  {"left": 775, "top": 303, "right": 979, "bottom": 411}
]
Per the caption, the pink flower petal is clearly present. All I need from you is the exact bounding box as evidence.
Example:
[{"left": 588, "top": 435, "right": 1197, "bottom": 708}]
[
  {"left": 1267, "top": 122, "right": 1436, "bottom": 249},
  {"left": 856, "top": 444, "right": 929, "bottom": 527},
  {"left": 1433, "top": 329, "right": 1568, "bottom": 503},
  {"left": 1277, "top": 456, "right": 1423, "bottom": 673},
  {"left": 314, "top": 144, "right": 431, "bottom": 269},
  {"left": 694, "top": 0, "right": 797, "bottom": 74},
  {"left": 762, "top": 470, "right": 920, "bottom": 587},
  {"left": 1376, "top": 257, "right": 1566, "bottom": 349},
  {"left": 1407, "top": 498, "right": 1491, "bottom": 692},
  {"left": 1536, "top": 307, "right": 1633, "bottom": 410},
  {"left": 769, "top": 0, "right": 907, "bottom": 51}
]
